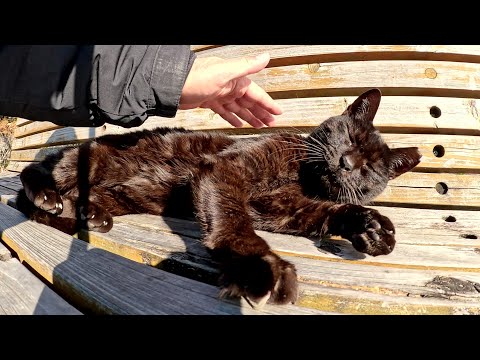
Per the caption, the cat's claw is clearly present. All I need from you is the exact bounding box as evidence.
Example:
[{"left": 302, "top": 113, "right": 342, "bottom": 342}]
[
  {"left": 244, "top": 291, "right": 271, "bottom": 310},
  {"left": 33, "top": 189, "right": 63, "bottom": 215},
  {"left": 78, "top": 205, "right": 113, "bottom": 233}
]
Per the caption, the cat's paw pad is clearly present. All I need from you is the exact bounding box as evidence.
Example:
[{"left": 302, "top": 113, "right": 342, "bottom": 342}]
[
  {"left": 33, "top": 189, "right": 63, "bottom": 215},
  {"left": 79, "top": 205, "right": 113, "bottom": 233},
  {"left": 219, "top": 252, "right": 298, "bottom": 308},
  {"left": 349, "top": 210, "right": 395, "bottom": 256}
]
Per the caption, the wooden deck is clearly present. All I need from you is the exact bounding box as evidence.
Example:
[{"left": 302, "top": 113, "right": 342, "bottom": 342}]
[{"left": 0, "top": 45, "right": 479, "bottom": 314}]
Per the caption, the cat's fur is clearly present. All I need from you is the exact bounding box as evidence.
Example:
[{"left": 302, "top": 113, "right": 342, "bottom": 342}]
[{"left": 16, "top": 89, "right": 421, "bottom": 305}]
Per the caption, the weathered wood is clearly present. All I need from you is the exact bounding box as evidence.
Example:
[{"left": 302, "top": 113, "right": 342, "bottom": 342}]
[
  {"left": 377, "top": 172, "right": 480, "bottom": 208},
  {"left": 9, "top": 134, "right": 480, "bottom": 174},
  {"left": 12, "top": 127, "right": 104, "bottom": 150},
  {"left": 77, "top": 210, "right": 480, "bottom": 314},
  {"left": 0, "top": 241, "right": 12, "bottom": 261},
  {"left": 14, "top": 118, "right": 32, "bottom": 127},
  {"left": 382, "top": 134, "right": 480, "bottom": 173},
  {"left": 248, "top": 61, "right": 480, "bottom": 100},
  {"left": 0, "top": 179, "right": 22, "bottom": 191},
  {"left": 116, "top": 96, "right": 480, "bottom": 136},
  {"left": 14, "top": 121, "right": 62, "bottom": 139},
  {"left": 0, "top": 257, "right": 82, "bottom": 315},
  {"left": 0, "top": 202, "right": 326, "bottom": 315},
  {"left": 6, "top": 161, "right": 32, "bottom": 173},
  {"left": 10, "top": 146, "right": 70, "bottom": 162},
  {"left": 191, "top": 45, "right": 221, "bottom": 51},
  {"left": 197, "top": 45, "right": 480, "bottom": 67}
]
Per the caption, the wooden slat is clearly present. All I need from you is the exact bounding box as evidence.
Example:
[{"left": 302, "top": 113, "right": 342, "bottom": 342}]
[
  {"left": 0, "top": 257, "right": 82, "bottom": 315},
  {"left": 191, "top": 45, "right": 222, "bottom": 52},
  {"left": 145, "top": 96, "right": 480, "bottom": 135},
  {"left": 248, "top": 61, "right": 480, "bottom": 99},
  {"left": 5, "top": 169, "right": 478, "bottom": 208},
  {"left": 197, "top": 45, "right": 480, "bottom": 66},
  {"left": 377, "top": 172, "right": 480, "bottom": 208},
  {"left": 12, "top": 127, "right": 105, "bottom": 150},
  {"left": 6, "top": 161, "right": 33, "bottom": 173},
  {"left": 0, "top": 179, "right": 22, "bottom": 191},
  {"left": 382, "top": 134, "right": 480, "bottom": 173},
  {"left": 9, "top": 134, "right": 479, "bottom": 173},
  {"left": 10, "top": 146, "right": 70, "bottom": 162},
  {"left": 0, "top": 203, "right": 326, "bottom": 315},
  {"left": 11, "top": 95, "right": 480, "bottom": 153},
  {"left": 0, "top": 241, "right": 12, "bottom": 261},
  {"left": 0, "top": 185, "right": 18, "bottom": 197},
  {"left": 14, "top": 118, "right": 32, "bottom": 127},
  {"left": 14, "top": 121, "right": 62, "bottom": 139},
  {"left": 76, "top": 207, "right": 480, "bottom": 314}
]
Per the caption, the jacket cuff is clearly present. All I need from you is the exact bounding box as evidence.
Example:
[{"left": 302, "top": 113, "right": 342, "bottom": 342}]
[{"left": 148, "top": 45, "right": 196, "bottom": 118}]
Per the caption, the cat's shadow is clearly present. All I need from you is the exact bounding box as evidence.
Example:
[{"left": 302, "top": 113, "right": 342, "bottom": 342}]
[{"left": 315, "top": 236, "right": 368, "bottom": 260}]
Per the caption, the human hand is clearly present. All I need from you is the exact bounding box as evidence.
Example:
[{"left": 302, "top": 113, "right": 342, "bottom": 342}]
[{"left": 179, "top": 52, "right": 282, "bottom": 128}]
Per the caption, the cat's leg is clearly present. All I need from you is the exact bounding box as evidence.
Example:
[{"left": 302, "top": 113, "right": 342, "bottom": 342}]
[
  {"left": 250, "top": 184, "right": 395, "bottom": 256},
  {"left": 20, "top": 163, "right": 63, "bottom": 214},
  {"left": 193, "top": 175, "right": 298, "bottom": 306}
]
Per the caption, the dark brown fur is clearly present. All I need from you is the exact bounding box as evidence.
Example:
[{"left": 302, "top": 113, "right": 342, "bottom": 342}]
[{"left": 16, "top": 89, "right": 422, "bottom": 305}]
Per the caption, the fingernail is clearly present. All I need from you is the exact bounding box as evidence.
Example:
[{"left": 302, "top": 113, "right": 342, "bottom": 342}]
[{"left": 256, "top": 53, "right": 270, "bottom": 63}]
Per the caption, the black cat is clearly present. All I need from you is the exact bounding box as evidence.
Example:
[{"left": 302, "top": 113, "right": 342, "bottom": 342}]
[{"left": 16, "top": 88, "right": 422, "bottom": 305}]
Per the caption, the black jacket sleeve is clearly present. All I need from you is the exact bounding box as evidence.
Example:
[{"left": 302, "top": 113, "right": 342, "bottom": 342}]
[{"left": 0, "top": 45, "right": 196, "bottom": 128}]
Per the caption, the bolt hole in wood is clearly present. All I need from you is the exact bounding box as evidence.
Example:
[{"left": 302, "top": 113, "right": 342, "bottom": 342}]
[
  {"left": 433, "top": 145, "right": 445, "bottom": 158},
  {"left": 435, "top": 182, "right": 448, "bottom": 195},
  {"left": 443, "top": 215, "right": 456, "bottom": 222},
  {"left": 430, "top": 106, "right": 442, "bottom": 118},
  {"left": 461, "top": 234, "right": 478, "bottom": 240}
]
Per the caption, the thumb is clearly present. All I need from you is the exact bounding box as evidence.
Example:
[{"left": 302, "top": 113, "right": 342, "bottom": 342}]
[{"left": 218, "top": 52, "right": 271, "bottom": 81}]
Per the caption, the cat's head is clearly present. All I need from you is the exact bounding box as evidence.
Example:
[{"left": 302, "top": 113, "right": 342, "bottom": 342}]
[{"left": 302, "top": 88, "right": 422, "bottom": 204}]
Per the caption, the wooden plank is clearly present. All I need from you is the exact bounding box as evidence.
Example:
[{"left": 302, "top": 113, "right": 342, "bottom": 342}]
[
  {"left": 4, "top": 169, "right": 478, "bottom": 209},
  {"left": 6, "top": 161, "right": 33, "bottom": 173},
  {"left": 0, "top": 202, "right": 326, "bottom": 315},
  {"left": 248, "top": 61, "right": 480, "bottom": 99},
  {"left": 141, "top": 96, "right": 480, "bottom": 136},
  {"left": 10, "top": 146, "right": 69, "bottom": 162},
  {"left": 9, "top": 134, "right": 479, "bottom": 173},
  {"left": 191, "top": 45, "right": 221, "bottom": 52},
  {"left": 12, "top": 127, "right": 105, "bottom": 150},
  {"left": 14, "top": 118, "right": 32, "bottom": 127},
  {"left": 78, "top": 210, "right": 480, "bottom": 313},
  {"left": 0, "top": 179, "right": 22, "bottom": 191},
  {"left": 0, "top": 241, "right": 12, "bottom": 261},
  {"left": 377, "top": 172, "right": 480, "bottom": 208},
  {"left": 14, "top": 121, "right": 62, "bottom": 139},
  {"left": 382, "top": 134, "right": 480, "bottom": 173},
  {"left": 0, "top": 257, "right": 82, "bottom": 315},
  {"left": 0, "top": 185, "right": 18, "bottom": 197},
  {"left": 197, "top": 45, "right": 480, "bottom": 66}
]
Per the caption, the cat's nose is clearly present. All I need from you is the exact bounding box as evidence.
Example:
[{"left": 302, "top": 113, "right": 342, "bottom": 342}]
[{"left": 340, "top": 154, "right": 355, "bottom": 171}]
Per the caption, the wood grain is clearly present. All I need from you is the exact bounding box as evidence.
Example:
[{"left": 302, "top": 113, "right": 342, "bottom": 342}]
[
  {"left": 196, "top": 45, "right": 480, "bottom": 67},
  {"left": 9, "top": 133, "right": 479, "bottom": 174},
  {"left": 248, "top": 61, "right": 480, "bottom": 99},
  {"left": 0, "top": 202, "right": 325, "bottom": 315},
  {"left": 14, "top": 121, "right": 62, "bottom": 139},
  {"left": 0, "top": 257, "right": 82, "bottom": 315}
]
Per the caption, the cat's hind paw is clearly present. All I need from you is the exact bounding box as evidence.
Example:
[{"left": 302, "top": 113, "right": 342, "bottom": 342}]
[
  {"left": 33, "top": 189, "right": 63, "bottom": 215},
  {"left": 79, "top": 204, "right": 113, "bottom": 233}
]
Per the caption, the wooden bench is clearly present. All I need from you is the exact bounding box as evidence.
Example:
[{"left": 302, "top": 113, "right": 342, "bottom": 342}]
[{"left": 0, "top": 45, "right": 479, "bottom": 315}]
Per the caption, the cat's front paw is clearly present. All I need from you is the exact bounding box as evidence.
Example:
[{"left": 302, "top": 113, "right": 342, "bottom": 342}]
[
  {"left": 218, "top": 251, "right": 298, "bottom": 308},
  {"left": 331, "top": 204, "right": 395, "bottom": 256},
  {"left": 78, "top": 204, "right": 113, "bottom": 233},
  {"left": 33, "top": 189, "right": 63, "bottom": 215}
]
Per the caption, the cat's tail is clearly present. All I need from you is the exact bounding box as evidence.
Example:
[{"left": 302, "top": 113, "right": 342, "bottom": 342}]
[{"left": 15, "top": 189, "right": 78, "bottom": 235}]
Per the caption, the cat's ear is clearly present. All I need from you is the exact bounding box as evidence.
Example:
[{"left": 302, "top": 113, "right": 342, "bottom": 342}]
[
  {"left": 343, "top": 88, "right": 382, "bottom": 122},
  {"left": 388, "top": 147, "right": 422, "bottom": 180}
]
